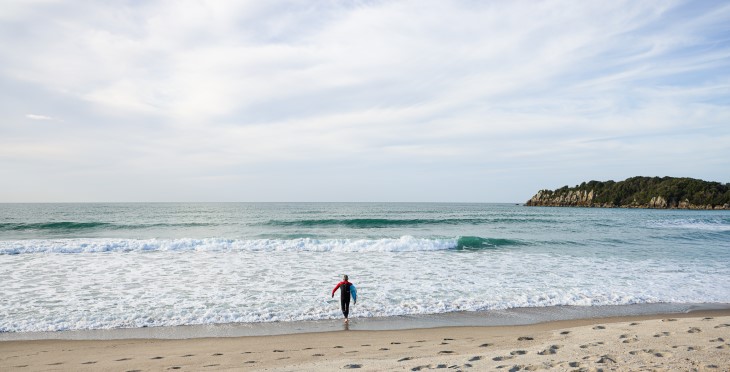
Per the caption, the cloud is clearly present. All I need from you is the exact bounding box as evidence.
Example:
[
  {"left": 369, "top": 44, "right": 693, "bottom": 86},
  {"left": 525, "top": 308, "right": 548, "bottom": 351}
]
[
  {"left": 25, "top": 114, "right": 54, "bottom": 121},
  {"left": 0, "top": 0, "right": 729, "bottom": 201}
]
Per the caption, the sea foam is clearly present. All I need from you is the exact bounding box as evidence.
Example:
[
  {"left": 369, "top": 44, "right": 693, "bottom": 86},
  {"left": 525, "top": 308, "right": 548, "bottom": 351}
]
[{"left": 0, "top": 236, "right": 522, "bottom": 255}]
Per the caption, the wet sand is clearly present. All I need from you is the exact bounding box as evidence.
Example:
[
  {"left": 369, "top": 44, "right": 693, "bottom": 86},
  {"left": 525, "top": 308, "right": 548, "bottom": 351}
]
[{"left": 1, "top": 310, "right": 729, "bottom": 371}]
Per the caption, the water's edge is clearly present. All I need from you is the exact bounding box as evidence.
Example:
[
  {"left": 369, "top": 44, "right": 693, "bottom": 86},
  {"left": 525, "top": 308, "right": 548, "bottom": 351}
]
[{"left": 3, "top": 303, "right": 728, "bottom": 341}]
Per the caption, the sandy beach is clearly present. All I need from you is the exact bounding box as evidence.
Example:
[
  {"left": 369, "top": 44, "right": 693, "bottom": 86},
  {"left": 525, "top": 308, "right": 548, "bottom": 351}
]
[{"left": 2, "top": 310, "right": 728, "bottom": 371}]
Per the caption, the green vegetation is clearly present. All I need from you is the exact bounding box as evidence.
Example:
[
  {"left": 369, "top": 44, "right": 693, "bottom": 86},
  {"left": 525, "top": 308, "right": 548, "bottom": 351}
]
[{"left": 551, "top": 176, "right": 730, "bottom": 207}]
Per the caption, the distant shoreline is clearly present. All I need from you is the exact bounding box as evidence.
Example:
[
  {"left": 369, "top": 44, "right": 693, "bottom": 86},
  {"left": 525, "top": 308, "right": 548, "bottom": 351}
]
[{"left": 526, "top": 176, "right": 730, "bottom": 210}]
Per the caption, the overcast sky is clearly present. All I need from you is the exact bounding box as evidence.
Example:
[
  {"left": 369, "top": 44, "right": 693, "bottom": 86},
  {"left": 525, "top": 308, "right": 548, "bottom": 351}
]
[{"left": 1, "top": 1, "right": 728, "bottom": 202}]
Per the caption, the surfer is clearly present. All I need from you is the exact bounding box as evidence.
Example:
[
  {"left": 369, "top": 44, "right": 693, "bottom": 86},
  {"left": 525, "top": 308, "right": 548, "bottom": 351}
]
[{"left": 331, "top": 275, "right": 357, "bottom": 323}]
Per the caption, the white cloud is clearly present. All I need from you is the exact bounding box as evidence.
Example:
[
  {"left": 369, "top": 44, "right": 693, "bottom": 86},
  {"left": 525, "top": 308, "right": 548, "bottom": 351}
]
[
  {"left": 0, "top": 0, "right": 729, "bottom": 201},
  {"left": 25, "top": 114, "right": 54, "bottom": 121}
]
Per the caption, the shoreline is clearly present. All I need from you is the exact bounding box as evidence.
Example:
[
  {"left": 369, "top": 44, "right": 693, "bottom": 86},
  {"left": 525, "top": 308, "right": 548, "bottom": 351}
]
[
  {"left": 2, "top": 310, "right": 729, "bottom": 371},
  {"left": 2, "top": 303, "right": 729, "bottom": 341}
]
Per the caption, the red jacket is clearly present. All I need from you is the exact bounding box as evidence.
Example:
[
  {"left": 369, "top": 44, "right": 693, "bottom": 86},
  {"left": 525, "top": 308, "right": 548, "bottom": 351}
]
[{"left": 332, "top": 280, "right": 357, "bottom": 302}]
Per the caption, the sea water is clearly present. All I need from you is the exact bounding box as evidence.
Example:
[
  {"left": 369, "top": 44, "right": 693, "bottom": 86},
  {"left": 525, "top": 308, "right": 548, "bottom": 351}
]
[{"left": 0, "top": 203, "right": 728, "bottom": 333}]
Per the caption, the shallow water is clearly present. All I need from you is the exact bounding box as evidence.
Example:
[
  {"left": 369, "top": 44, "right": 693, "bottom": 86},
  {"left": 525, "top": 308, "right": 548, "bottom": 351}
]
[{"left": 1, "top": 203, "right": 728, "bottom": 333}]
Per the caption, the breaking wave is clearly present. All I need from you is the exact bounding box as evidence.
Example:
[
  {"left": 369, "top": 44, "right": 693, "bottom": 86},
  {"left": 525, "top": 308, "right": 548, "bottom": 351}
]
[{"left": 0, "top": 236, "right": 523, "bottom": 255}]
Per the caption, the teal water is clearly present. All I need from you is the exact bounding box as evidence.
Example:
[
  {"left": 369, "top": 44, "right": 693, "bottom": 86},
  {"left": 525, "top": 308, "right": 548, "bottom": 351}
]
[{"left": 0, "top": 203, "right": 728, "bottom": 332}]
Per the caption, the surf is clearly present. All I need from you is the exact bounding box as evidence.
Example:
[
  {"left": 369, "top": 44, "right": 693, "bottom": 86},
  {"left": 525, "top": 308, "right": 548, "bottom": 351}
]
[{"left": 0, "top": 235, "right": 521, "bottom": 255}]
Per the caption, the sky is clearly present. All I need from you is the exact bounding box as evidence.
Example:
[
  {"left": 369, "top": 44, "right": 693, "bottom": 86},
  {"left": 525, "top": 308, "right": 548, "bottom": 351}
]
[{"left": 1, "top": 0, "right": 729, "bottom": 202}]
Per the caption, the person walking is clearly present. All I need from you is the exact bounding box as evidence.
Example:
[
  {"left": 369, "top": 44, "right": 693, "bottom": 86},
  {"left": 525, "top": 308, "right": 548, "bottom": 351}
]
[{"left": 331, "top": 275, "right": 357, "bottom": 323}]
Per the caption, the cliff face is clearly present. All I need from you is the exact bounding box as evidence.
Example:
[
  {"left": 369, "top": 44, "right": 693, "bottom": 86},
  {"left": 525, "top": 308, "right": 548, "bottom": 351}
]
[
  {"left": 526, "top": 190, "right": 730, "bottom": 210},
  {"left": 526, "top": 177, "right": 730, "bottom": 209}
]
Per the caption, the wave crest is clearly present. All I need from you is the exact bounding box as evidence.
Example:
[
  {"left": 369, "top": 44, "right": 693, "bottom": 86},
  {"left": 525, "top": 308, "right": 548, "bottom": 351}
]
[
  {"left": 649, "top": 218, "right": 730, "bottom": 232},
  {"left": 0, "top": 236, "right": 521, "bottom": 255},
  {"left": 0, "top": 222, "right": 215, "bottom": 232}
]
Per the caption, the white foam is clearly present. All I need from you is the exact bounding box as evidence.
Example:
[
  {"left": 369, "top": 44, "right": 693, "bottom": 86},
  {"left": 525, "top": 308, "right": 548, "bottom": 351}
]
[
  {"left": 1, "top": 245, "right": 729, "bottom": 333},
  {"left": 0, "top": 236, "right": 457, "bottom": 255},
  {"left": 649, "top": 218, "right": 730, "bottom": 231}
]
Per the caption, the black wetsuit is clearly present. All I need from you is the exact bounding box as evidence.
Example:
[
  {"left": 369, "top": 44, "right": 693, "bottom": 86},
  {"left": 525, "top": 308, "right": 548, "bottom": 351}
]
[
  {"left": 332, "top": 280, "right": 356, "bottom": 319},
  {"left": 340, "top": 282, "right": 351, "bottom": 318}
]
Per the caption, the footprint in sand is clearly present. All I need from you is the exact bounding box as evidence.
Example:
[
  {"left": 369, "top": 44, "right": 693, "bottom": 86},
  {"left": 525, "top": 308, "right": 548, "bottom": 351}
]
[
  {"left": 203, "top": 364, "right": 220, "bottom": 368},
  {"left": 333, "top": 346, "right": 343, "bottom": 349},
  {"left": 593, "top": 325, "right": 606, "bottom": 330},
  {"left": 168, "top": 367, "right": 181, "bottom": 370},
  {"left": 47, "top": 362, "right": 64, "bottom": 366},
  {"left": 273, "top": 349, "right": 285, "bottom": 352},
  {"left": 597, "top": 354, "right": 617, "bottom": 364},
  {"left": 116, "top": 358, "right": 132, "bottom": 361},
  {"left": 391, "top": 342, "right": 401, "bottom": 345},
  {"left": 560, "top": 331, "right": 570, "bottom": 335},
  {"left": 703, "top": 317, "right": 714, "bottom": 321},
  {"left": 710, "top": 337, "right": 725, "bottom": 342},
  {"left": 438, "top": 350, "right": 454, "bottom": 354},
  {"left": 313, "top": 353, "right": 325, "bottom": 356},
  {"left": 181, "top": 354, "right": 194, "bottom": 357},
  {"left": 632, "top": 349, "right": 671, "bottom": 358},
  {"left": 398, "top": 357, "right": 413, "bottom": 362},
  {"left": 443, "top": 338, "right": 454, "bottom": 341},
  {"left": 411, "top": 365, "right": 431, "bottom": 371},
  {"left": 343, "top": 364, "right": 362, "bottom": 369},
  {"left": 150, "top": 356, "right": 164, "bottom": 360},
  {"left": 580, "top": 342, "right": 603, "bottom": 349},
  {"left": 81, "top": 361, "right": 97, "bottom": 365},
  {"left": 379, "top": 348, "right": 389, "bottom": 351},
  {"left": 408, "top": 345, "right": 421, "bottom": 348},
  {"left": 538, "top": 345, "right": 561, "bottom": 355},
  {"left": 517, "top": 336, "right": 534, "bottom": 341},
  {"left": 468, "top": 356, "right": 482, "bottom": 362},
  {"left": 244, "top": 361, "right": 257, "bottom": 364},
  {"left": 688, "top": 327, "right": 702, "bottom": 333},
  {"left": 479, "top": 343, "right": 493, "bottom": 347},
  {"left": 440, "top": 342, "right": 449, "bottom": 345},
  {"left": 715, "top": 324, "right": 730, "bottom": 328},
  {"left": 662, "top": 318, "right": 677, "bottom": 322},
  {"left": 630, "top": 322, "right": 640, "bottom": 326},
  {"left": 510, "top": 350, "right": 527, "bottom": 356},
  {"left": 511, "top": 364, "right": 540, "bottom": 371},
  {"left": 653, "top": 331, "right": 671, "bottom": 338},
  {"left": 652, "top": 349, "right": 672, "bottom": 357},
  {"left": 492, "top": 355, "right": 514, "bottom": 361},
  {"left": 212, "top": 353, "right": 223, "bottom": 356}
]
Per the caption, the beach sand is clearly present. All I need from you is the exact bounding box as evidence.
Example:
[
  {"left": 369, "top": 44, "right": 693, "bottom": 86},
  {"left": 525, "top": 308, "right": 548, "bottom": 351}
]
[{"left": 1, "top": 311, "right": 728, "bottom": 371}]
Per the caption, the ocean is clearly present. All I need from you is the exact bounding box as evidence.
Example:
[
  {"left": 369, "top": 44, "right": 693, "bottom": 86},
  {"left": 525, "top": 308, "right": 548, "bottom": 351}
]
[{"left": 1, "top": 203, "right": 729, "bottom": 335}]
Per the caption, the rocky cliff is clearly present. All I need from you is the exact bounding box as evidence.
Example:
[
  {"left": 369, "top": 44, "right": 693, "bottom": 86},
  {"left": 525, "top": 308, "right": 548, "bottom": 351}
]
[{"left": 525, "top": 177, "right": 730, "bottom": 210}]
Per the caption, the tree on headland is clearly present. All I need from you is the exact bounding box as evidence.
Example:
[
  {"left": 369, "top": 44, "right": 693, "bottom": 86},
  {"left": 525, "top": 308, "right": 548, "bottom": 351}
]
[{"left": 526, "top": 176, "right": 730, "bottom": 209}]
